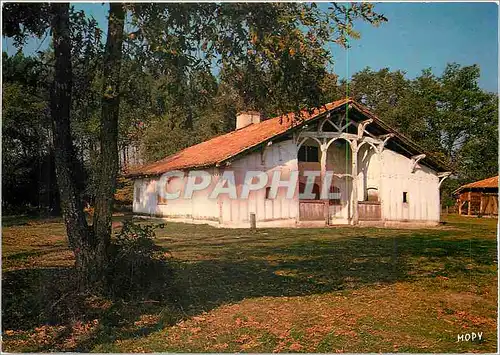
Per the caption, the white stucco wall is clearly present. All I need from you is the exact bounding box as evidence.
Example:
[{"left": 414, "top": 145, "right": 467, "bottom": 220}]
[
  {"left": 132, "top": 139, "right": 299, "bottom": 227},
  {"left": 218, "top": 139, "right": 299, "bottom": 227},
  {"left": 379, "top": 149, "right": 440, "bottom": 223},
  {"left": 132, "top": 169, "right": 220, "bottom": 222}
]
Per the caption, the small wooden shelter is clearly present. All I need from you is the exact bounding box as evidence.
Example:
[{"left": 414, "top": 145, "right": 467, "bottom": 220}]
[{"left": 453, "top": 176, "right": 498, "bottom": 216}]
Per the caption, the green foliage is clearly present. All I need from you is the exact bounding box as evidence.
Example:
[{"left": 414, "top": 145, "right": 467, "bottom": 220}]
[
  {"left": 2, "top": 53, "right": 59, "bottom": 214},
  {"left": 125, "top": 3, "right": 386, "bottom": 114},
  {"left": 2, "top": 3, "right": 52, "bottom": 46},
  {"left": 204, "top": 3, "right": 386, "bottom": 114},
  {"left": 140, "top": 115, "right": 197, "bottom": 162},
  {"left": 108, "top": 221, "right": 173, "bottom": 299}
]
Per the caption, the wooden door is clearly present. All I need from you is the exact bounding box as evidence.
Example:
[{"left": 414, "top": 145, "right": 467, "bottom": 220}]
[
  {"left": 299, "top": 200, "right": 327, "bottom": 221},
  {"left": 358, "top": 201, "right": 381, "bottom": 220}
]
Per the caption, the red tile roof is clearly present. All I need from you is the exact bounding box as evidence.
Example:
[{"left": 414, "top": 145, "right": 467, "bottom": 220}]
[
  {"left": 128, "top": 99, "right": 348, "bottom": 177},
  {"left": 127, "top": 98, "right": 448, "bottom": 178},
  {"left": 454, "top": 176, "right": 498, "bottom": 194}
]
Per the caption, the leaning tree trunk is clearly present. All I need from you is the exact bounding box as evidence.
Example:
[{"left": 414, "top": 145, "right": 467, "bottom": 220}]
[
  {"left": 50, "top": 3, "right": 100, "bottom": 288},
  {"left": 92, "top": 3, "right": 125, "bottom": 273}
]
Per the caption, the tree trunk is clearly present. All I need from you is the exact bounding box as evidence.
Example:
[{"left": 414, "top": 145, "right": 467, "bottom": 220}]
[
  {"left": 51, "top": 3, "right": 119, "bottom": 290},
  {"left": 50, "top": 4, "right": 97, "bottom": 287},
  {"left": 92, "top": 4, "right": 125, "bottom": 271}
]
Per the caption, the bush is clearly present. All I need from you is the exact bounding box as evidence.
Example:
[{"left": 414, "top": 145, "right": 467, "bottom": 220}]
[{"left": 108, "top": 221, "right": 173, "bottom": 300}]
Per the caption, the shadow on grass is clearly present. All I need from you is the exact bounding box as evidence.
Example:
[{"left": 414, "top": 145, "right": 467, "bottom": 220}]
[
  {"left": 2, "top": 229, "right": 496, "bottom": 351},
  {"left": 2, "top": 212, "right": 132, "bottom": 228},
  {"left": 171, "top": 233, "right": 496, "bottom": 314},
  {"left": 2, "top": 266, "right": 177, "bottom": 352}
]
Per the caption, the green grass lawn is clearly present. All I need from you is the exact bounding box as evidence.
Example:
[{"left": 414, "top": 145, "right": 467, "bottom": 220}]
[{"left": 2, "top": 214, "right": 497, "bottom": 352}]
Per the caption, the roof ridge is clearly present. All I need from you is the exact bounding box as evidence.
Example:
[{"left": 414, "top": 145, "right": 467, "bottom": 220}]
[{"left": 453, "top": 175, "right": 499, "bottom": 194}]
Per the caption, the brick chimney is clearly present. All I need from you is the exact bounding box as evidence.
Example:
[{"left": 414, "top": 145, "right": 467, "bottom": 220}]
[{"left": 236, "top": 111, "right": 262, "bottom": 130}]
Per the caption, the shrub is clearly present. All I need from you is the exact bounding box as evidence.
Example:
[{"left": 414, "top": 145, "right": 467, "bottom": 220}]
[{"left": 108, "top": 221, "right": 173, "bottom": 300}]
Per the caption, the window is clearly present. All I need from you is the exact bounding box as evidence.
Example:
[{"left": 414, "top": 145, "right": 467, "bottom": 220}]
[
  {"left": 403, "top": 192, "right": 408, "bottom": 204},
  {"left": 298, "top": 145, "right": 319, "bottom": 162},
  {"left": 299, "top": 182, "right": 320, "bottom": 200},
  {"left": 265, "top": 187, "right": 271, "bottom": 199},
  {"left": 312, "top": 183, "right": 320, "bottom": 200},
  {"left": 367, "top": 187, "right": 379, "bottom": 202}
]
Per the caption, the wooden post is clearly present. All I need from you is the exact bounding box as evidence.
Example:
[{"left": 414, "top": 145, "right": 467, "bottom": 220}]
[
  {"left": 351, "top": 140, "right": 359, "bottom": 225},
  {"left": 479, "top": 194, "right": 484, "bottom": 216},
  {"left": 467, "top": 191, "right": 472, "bottom": 216},
  {"left": 378, "top": 148, "right": 384, "bottom": 221},
  {"left": 459, "top": 198, "right": 467, "bottom": 216},
  {"left": 320, "top": 142, "right": 328, "bottom": 226},
  {"left": 250, "top": 212, "right": 256, "bottom": 230}
]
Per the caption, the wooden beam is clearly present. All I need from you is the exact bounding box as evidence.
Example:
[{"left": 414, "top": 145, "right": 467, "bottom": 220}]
[
  {"left": 480, "top": 194, "right": 484, "bottom": 215},
  {"left": 320, "top": 141, "right": 327, "bottom": 205},
  {"left": 319, "top": 117, "right": 341, "bottom": 133},
  {"left": 377, "top": 133, "right": 395, "bottom": 153},
  {"left": 260, "top": 142, "right": 272, "bottom": 165},
  {"left": 351, "top": 140, "right": 359, "bottom": 225},
  {"left": 302, "top": 131, "right": 358, "bottom": 139},
  {"left": 459, "top": 199, "right": 465, "bottom": 215},
  {"left": 410, "top": 154, "right": 426, "bottom": 173},
  {"left": 297, "top": 137, "right": 308, "bottom": 150},
  {"left": 301, "top": 132, "right": 383, "bottom": 147},
  {"left": 357, "top": 119, "right": 374, "bottom": 139},
  {"left": 438, "top": 172, "right": 452, "bottom": 188}
]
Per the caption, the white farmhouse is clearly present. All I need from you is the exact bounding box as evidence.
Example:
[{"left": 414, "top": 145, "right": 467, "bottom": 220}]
[{"left": 128, "top": 98, "right": 450, "bottom": 228}]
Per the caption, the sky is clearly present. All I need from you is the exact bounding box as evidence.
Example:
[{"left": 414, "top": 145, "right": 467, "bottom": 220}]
[
  {"left": 2, "top": 2, "right": 498, "bottom": 92},
  {"left": 328, "top": 2, "right": 498, "bottom": 92}
]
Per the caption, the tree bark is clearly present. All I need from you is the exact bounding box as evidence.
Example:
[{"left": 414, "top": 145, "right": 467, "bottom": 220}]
[
  {"left": 50, "top": 3, "right": 99, "bottom": 288},
  {"left": 51, "top": 3, "right": 129, "bottom": 290},
  {"left": 92, "top": 4, "right": 125, "bottom": 266}
]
